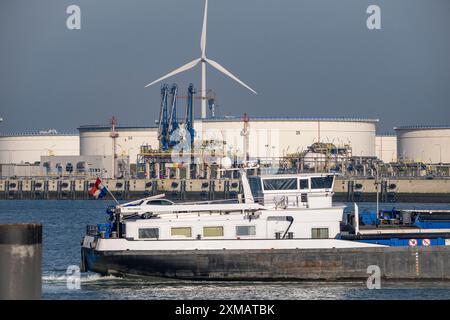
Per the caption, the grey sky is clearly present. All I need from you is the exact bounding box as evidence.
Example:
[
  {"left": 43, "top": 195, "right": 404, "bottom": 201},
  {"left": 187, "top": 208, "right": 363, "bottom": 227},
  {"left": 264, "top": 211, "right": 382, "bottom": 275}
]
[{"left": 1, "top": 0, "right": 449, "bottom": 134}]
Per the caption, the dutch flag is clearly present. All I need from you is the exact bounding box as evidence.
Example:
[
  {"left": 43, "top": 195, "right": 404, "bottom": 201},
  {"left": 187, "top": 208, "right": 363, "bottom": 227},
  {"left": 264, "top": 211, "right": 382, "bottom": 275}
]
[{"left": 88, "top": 177, "right": 108, "bottom": 199}]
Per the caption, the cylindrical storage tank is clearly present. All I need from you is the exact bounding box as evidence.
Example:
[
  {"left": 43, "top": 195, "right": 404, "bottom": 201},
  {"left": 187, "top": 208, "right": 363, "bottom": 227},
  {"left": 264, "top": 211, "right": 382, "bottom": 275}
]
[
  {"left": 375, "top": 135, "right": 397, "bottom": 163},
  {"left": 78, "top": 125, "right": 158, "bottom": 164},
  {"left": 0, "top": 133, "right": 79, "bottom": 164},
  {"left": 395, "top": 126, "right": 450, "bottom": 164},
  {"left": 0, "top": 224, "right": 42, "bottom": 300},
  {"left": 194, "top": 117, "right": 378, "bottom": 158}
]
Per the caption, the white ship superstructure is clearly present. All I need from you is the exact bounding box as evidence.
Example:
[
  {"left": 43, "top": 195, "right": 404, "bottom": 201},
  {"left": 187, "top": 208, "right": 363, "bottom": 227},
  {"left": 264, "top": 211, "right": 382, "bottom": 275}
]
[
  {"left": 82, "top": 172, "right": 381, "bottom": 253},
  {"left": 81, "top": 171, "right": 450, "bottom": 281}
]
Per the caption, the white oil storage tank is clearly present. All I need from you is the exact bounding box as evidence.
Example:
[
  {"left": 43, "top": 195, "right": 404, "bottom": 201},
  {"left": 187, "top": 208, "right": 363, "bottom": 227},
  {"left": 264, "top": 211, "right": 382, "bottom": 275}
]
[
  {"left": 0, "top": 132, "right": 79, "bottom": 164},
  {"left": 375, "top": 135, "right": 397, "bottom": 163},
  {"left": 79, "top": 125, "right": 158, "bottom": 164},
  {"left": 395, "top": 125, "right": 450, "bottom": 164},
  {"left": 194, "top": 117, "right": 378, "bottom": 159}
]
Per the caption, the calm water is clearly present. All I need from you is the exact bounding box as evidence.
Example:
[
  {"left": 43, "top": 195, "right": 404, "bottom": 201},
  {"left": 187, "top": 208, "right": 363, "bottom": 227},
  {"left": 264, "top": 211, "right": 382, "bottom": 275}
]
[{"left": 1, "top": 200, "right": 450, "bottom": 300}]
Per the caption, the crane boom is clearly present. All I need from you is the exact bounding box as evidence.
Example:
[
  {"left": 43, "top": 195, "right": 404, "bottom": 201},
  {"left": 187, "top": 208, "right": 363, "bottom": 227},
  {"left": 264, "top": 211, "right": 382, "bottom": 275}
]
[
  {"left": 185, "top": 84, "right": 195, "bottom": 151},
  {"left": 168, "top": 84, "right": 179, "bottom": 148},
  {"left": 158, "top": 84, "right": 170, "bottom": 151}
]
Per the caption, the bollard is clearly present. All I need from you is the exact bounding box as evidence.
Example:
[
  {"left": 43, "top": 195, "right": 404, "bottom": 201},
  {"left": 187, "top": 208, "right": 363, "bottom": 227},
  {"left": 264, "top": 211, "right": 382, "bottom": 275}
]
[{"left": 0, "top": 224, "right": 42, "bottom": 300}]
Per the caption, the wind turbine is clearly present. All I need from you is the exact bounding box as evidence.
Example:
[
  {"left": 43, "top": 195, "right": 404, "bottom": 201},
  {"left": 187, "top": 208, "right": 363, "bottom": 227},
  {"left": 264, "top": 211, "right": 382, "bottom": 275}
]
[{"left": 144, "top": 0, "right": 257, "bottom": 119}]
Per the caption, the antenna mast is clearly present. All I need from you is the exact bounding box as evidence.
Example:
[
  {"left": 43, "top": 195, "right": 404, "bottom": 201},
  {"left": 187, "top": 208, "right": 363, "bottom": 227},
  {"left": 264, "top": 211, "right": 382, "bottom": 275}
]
[
  {"left": 110, "top": 116, "right": 119, "bottom": 179},
  {"left": 241, "top": 113, "right": 250, "bottom": 162}
]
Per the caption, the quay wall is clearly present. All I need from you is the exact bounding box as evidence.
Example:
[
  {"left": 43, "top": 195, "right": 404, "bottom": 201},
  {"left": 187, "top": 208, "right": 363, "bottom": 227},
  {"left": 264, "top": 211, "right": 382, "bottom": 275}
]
[{"left": 0, "top": 177, "right": 449, "bottom": 202}]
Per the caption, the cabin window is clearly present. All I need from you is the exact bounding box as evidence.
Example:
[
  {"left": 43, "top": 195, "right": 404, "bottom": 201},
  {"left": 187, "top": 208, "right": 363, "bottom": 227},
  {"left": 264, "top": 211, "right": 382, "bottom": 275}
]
[
  {"left": 236, "top": 225, "right": 256, "bottom": 236},
  {"left": 310, "top": 176, "right": 334, "bottom": 189},
  {"left": 311, "top": 228, "right": 329, "bottom": 239},
  {"left": 146, "top": 199, "right": 173, "bottom": 205},
  {"left": 263, "top": 178, "right": 298, "bottom": 191},
  {"left": 248, "top": 177, "right": 263, "bottom": 199},
  {"left": 203, "top": 226, "right": 224, "bottom": 237},
  {"left": 171, "top": 227, "right": 192, "bottom": 237},
  {"left": 139, "top": 228, "right": 159, "bottom": 239},
  {"left": 299, "top": 179, "right": 309, "bottom": 190}
]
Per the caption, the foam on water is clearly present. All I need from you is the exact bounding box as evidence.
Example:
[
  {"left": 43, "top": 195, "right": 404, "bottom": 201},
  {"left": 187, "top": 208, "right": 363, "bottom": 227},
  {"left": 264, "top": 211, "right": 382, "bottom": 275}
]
[{"left": 43, "top": 272, "right": 120, "bottom": 283}]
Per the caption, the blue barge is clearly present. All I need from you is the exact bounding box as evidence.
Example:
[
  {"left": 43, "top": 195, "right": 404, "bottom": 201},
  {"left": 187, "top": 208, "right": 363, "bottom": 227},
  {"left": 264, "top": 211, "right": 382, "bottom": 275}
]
[{"left": 342, "top": 207, "right": 450, "bottom": 247}]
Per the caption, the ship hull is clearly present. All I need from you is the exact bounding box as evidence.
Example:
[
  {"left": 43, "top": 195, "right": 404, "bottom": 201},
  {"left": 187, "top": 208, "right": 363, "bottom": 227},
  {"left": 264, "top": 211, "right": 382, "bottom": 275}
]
[{"left": 81, "top": 246, "right": 450, "bottom": 281}]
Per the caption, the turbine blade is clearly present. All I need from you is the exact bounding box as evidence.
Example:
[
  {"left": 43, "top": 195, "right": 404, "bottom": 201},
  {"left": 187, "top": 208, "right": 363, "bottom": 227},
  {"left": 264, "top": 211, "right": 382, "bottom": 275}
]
[
  {"left": 200, "top": 0, "right": 208, "bottom": 57},
  {"left": 145, "top": 59, "right": 201, "bottom": 88},
  {"left": 205, "top": 58, "right": 257, "bottom": 94}
]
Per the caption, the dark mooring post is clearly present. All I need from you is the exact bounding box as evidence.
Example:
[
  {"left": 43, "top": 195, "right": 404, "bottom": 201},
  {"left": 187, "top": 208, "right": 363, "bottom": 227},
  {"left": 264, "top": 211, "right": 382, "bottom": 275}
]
[{"left": 0, "top": 224, "right": 42, "bottom": 300}]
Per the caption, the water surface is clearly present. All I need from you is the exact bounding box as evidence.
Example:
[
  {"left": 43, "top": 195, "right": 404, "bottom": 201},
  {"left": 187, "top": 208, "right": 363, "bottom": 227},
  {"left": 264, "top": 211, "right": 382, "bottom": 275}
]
[{"left": 1, "top": 200, "right": 450, "bottom": 300}]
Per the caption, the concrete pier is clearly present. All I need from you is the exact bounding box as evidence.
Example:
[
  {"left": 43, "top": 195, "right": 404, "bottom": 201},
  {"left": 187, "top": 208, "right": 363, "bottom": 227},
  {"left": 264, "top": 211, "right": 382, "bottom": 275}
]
[{"left": 0, "top": 224, "right": 42, "bottom": 300}]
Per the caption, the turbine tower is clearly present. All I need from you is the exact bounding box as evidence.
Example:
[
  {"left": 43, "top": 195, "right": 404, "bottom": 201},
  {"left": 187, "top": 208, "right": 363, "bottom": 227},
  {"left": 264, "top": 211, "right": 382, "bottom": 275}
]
[{"left": 145, "top": 0, "right": 257, "bottom": 119}]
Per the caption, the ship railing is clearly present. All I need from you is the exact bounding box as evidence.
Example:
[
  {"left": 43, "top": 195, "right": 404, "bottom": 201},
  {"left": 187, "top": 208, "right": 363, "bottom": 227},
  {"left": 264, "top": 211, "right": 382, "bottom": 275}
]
[
  {"left": 254, "top": 195, "right": 310, "bottom": 209},
  {"left": 120, "top": 195, "right": 315, "bottom": 220},
  {"left": 86, "top": 225, "right": 99, "bottom": 236},
  {"left": 137, "top": 208, "right": 264, "bottom": 219},
  {"left": 173, "top": 194, "right": 310, "bottom": 209},
  {"left": 175, "top": 198, "right": 241, "bottom": 206}
]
